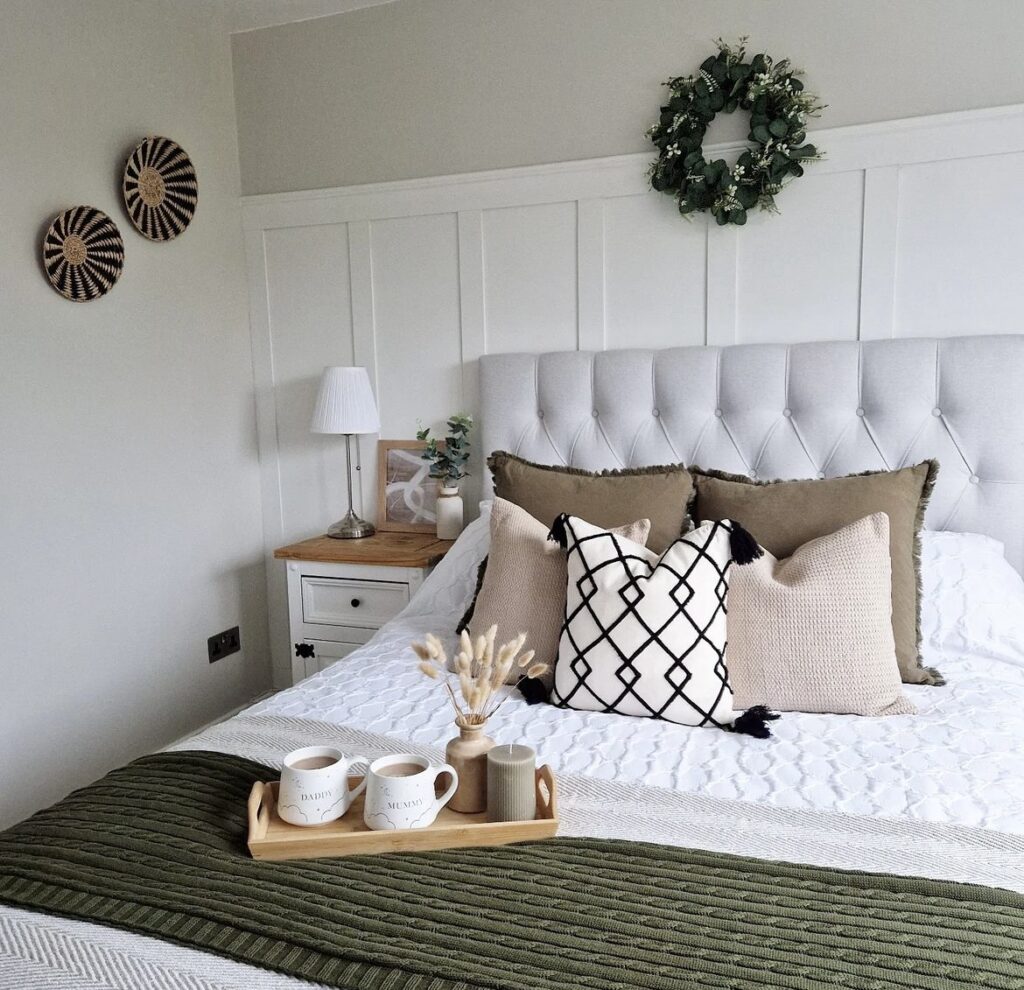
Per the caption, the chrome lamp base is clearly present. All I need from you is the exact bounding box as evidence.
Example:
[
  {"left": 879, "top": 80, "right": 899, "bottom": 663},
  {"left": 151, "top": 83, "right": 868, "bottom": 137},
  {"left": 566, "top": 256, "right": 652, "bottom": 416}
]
[{"left": 327, "top": 510, "right": 376, "bottom": 540}]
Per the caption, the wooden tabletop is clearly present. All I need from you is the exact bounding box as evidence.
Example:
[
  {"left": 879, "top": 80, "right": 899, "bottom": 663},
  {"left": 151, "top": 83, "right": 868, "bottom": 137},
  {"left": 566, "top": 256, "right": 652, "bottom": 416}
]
[{"left": 273, "top": 530, "right": 455, "bottom": 567}]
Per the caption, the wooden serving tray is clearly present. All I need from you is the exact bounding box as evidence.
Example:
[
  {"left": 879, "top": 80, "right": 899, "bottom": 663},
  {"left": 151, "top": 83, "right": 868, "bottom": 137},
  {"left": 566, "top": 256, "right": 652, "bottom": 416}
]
[{"left": 247, "top": 765, "right": 558, "bottom": 860}]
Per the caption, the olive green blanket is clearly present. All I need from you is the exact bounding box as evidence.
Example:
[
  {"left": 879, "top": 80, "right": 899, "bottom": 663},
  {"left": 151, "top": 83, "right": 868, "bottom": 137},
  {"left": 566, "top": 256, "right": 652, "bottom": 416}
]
[{"left": 1, "top": 751, "right": 1022, "bottom": 990}]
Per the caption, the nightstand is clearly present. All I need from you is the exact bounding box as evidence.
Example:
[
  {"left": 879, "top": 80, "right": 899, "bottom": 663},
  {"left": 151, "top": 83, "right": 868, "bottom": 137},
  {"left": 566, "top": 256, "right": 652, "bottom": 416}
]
[{"left": 274, "top": 532, "right": 454, "bottom": 685}]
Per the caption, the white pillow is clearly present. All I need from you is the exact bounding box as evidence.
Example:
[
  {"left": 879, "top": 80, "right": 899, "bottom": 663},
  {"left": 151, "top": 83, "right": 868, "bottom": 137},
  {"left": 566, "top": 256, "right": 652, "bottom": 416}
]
[
  {"left": 919, "top": 530, "right": 1024, "bottom": 667},
  {"left": 402, "top": 501, "right": 492, "bottom": 618},
  {"left": 550, "top": 514, "right": 774, "bottom": 735}
]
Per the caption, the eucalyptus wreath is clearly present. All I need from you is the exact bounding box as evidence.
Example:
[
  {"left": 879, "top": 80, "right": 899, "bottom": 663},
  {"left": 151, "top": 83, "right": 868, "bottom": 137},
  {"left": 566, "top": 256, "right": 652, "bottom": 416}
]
[{"left": 648, "top": 39, "right": 824, "bottom": 225}]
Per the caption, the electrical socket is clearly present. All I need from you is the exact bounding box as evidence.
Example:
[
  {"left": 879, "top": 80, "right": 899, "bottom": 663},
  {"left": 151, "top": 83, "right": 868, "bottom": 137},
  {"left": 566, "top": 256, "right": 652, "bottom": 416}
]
[{"left": 208, "top": 626, "right": 241, "bottom": 663}]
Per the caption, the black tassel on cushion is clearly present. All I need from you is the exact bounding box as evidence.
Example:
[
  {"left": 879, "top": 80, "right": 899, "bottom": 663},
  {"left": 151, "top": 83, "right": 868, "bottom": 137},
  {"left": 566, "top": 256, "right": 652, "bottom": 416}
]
[
  {"left": 730, "top": 705, "right": 780, "bottom": 739},
  {"left": 517, "top": 677, "right": 550, "bottom": 705},
  {"left": 547, "top": 513, "right": 570, "bottom": 549},
  {"left": 728, "top": 521, "right": 764, "bottom": 566}
]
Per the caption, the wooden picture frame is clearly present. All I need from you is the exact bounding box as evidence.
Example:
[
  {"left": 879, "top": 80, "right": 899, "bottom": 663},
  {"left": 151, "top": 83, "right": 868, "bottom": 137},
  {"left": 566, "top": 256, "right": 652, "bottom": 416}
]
[{"left": 376, "top": 439, "right": 444, "bottom": 533}]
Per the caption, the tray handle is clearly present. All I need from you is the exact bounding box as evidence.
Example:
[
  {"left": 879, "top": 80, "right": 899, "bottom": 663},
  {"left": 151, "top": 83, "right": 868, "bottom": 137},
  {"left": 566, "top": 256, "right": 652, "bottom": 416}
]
[
  {"left": 536, "top": 765, "right": 557, "bottom": 819},
  {"left": 247, "top": 781, "right": 272, "bottom": 844}
]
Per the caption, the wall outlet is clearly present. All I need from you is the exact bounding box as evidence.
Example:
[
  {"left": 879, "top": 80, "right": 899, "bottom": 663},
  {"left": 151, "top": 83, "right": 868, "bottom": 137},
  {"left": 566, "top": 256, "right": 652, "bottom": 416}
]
[{"left": 208, "top": 626, "right": 241, "bottom": 663}]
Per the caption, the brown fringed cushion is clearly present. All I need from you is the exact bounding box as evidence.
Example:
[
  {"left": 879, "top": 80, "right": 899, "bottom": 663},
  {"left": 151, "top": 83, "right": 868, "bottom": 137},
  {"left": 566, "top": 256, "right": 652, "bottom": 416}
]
[
  {"left": 488, "top": 451, "right": 692, "bottom": 553},
  {"left": 693, "top": 460, "right": 940, "bottom": 685}
]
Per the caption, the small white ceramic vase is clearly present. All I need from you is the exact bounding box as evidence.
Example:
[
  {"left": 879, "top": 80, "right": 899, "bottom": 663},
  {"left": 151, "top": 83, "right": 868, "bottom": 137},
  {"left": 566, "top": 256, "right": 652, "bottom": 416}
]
[{"left": 436, "top": 485, "right": 464, "bottom": 539}]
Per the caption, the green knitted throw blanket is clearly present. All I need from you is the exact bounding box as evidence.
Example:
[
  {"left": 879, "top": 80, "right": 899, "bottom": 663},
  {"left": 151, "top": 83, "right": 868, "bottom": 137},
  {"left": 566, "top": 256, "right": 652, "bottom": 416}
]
[{"left": 1, "top": 751, "right": 1022, "bottom": 990}]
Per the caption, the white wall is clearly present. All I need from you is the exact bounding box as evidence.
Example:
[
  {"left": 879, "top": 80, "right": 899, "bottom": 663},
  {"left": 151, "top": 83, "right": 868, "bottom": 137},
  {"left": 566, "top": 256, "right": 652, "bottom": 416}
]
[
  {"left": 231, "top": 0, "right": 1024, "bottom": 195},
  {"left": 0, "top": 0, "right": 269, "bottom": 828},
  {"left": 242, "top": 106, "right": 1024, "bottom": 686}
]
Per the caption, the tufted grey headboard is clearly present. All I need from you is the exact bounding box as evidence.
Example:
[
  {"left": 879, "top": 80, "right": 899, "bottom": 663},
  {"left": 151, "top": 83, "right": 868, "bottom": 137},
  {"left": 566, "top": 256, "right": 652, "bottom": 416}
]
[{"left": 480, "top": 335, "right": 1024, "bottom": 572}]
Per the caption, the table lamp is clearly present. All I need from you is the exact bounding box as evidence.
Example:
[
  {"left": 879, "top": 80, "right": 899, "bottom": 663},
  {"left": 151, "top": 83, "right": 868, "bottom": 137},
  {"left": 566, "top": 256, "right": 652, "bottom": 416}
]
[{"left": 310, "top": 366, "right": 381, "bottom": 538}]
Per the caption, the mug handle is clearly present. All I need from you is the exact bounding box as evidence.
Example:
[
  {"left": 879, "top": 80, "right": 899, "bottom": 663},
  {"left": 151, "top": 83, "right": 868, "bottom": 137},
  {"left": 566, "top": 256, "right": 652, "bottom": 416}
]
[
  {"left": 347, "top": 755, "right": 370, "bottom": 799},
  {"left": 432, "top": 763, "right": 459, "bottom": 814}
]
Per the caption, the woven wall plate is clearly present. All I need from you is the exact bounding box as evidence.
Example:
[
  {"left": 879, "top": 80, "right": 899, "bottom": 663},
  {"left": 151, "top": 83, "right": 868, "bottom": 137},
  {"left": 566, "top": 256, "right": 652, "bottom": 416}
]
[
  {"left": 42, "top": 206, "right": 125, "bottom": 302},
  {"left": 122, "top": 135, "right": 198, "bottom": 241}
]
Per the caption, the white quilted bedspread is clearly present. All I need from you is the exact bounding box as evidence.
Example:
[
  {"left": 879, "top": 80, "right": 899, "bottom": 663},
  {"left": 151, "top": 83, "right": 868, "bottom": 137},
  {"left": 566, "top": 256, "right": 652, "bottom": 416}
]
[
  {"left": 6, "top": 512, "right": 1024, "bottom": 988},
  {"left": 251, "top": 511, "right": 1024, "bottom": 834}
]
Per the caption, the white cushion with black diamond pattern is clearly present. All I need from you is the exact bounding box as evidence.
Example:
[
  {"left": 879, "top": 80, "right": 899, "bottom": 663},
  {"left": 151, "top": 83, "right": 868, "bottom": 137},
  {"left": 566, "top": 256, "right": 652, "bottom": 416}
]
[{"left": 552, "top": 515, "right": 739, "bottom": 728}]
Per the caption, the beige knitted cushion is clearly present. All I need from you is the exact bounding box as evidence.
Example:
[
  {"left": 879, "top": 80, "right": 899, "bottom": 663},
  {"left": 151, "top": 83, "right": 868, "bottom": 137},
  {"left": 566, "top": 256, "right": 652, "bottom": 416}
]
[
  {"left": 728, "top": 513, "right": 915, "bottom": 716},
  {"left": 468, "top": 498, "right": 651, "bottom": 687}
]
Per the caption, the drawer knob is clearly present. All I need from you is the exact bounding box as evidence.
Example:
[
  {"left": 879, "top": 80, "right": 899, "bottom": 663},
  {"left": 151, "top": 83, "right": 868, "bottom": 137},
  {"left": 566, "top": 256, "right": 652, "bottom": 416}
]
[
  {"left": 295, "top": 643, "right": 315, "bottom": 659},
  {"left": 350, "top": 598, "right": 361, "bottom": 608}
]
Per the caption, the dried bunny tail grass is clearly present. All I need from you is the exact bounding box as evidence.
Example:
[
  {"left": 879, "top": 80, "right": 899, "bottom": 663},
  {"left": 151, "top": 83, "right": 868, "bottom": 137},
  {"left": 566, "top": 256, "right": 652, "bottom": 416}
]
[
  {"left": 469, "top": 683, "right": 489, "bottom": 711},
  {"left": 485, "top": 624, "right": 498, "bottom": 658},
  {"left": 527, "top": 663, "right": 549, "bottom": 680},
  {"left": 489, "top": 654, "right": 509, "bottom": 689},
  {"left": 418, "top": 661, "right": 441, "bottom": 679},
  {"left": 444, "top": 681, "right": 464, "bottom": 717},
  {"left": 456, "top": 651, "right": 472, "bottom": 674},
  {"left": 411, "top": 642, "right": 431, "bottom": 661},
  {"left": 475, "top": 634, "right": 487, "bottom": 663},
  {"left": 459, "top": 629, "right": 475, "bottom": 673},
  {"left": 477, "top": 682, "right": 496, "bottom": 712},
  {"left": 516, "top": 649, "right": 536, "bottom": 669}
]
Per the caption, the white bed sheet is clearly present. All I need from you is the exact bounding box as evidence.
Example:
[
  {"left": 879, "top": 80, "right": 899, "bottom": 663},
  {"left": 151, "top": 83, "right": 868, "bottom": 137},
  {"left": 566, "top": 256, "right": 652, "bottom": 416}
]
[{"left": 250, "top": 510, "right": 1024, "bottom": 834}]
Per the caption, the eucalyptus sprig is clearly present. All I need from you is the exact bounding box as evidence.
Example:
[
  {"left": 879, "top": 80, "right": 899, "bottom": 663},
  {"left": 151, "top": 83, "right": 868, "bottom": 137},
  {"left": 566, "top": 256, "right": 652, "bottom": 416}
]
[
  {"left": 416, "top": 412, "right": 473, "bottom": 486},
  {"left": 648, "top": 38, "right": 824, "bottom": 225}
]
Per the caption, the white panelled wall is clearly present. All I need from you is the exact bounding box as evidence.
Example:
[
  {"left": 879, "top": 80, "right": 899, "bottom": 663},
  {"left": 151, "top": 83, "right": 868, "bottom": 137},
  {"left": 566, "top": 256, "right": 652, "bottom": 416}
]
[{"left": 243, "top": 104, "right": 1024, "bottom": 686}]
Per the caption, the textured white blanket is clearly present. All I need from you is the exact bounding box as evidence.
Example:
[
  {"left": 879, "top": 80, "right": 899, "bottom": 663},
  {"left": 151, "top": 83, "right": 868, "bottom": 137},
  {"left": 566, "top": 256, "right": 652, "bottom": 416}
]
[
  {"left": 5, "top": 511, "right": 1024, "bottom": 987},
  {"left": 4, "top": 713, "right": 1024, "bottom": 990}
]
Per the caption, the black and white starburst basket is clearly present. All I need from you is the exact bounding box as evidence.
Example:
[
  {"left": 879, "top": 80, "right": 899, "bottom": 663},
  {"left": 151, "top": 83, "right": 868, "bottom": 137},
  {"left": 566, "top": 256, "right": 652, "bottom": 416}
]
[
  {"left": 122, "top": 135, "right": 198, "bottom": 241},
  {"left": 42, "top": 206, "right": 125, "bottom": 302},
  {"left": 548, "top": 514, "right": 775, "bottom": 736}
]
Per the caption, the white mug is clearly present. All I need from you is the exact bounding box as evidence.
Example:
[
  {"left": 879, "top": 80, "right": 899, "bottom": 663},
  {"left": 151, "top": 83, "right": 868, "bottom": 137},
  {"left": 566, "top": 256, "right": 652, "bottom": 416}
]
[
  {"left": 277, "top": 746, "right": 368, "bottom": 827},
  {"left": 363, "top": 753, "right": 459, "bottom": 831}
]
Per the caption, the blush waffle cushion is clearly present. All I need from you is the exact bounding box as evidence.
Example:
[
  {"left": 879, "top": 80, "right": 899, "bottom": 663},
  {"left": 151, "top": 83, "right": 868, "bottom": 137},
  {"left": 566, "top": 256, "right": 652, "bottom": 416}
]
[
  {"left": 467, "top": 498, "right": 650, "bottom": 687},
  {"left": 693, "top": 460, "right": 939, "bottom": 685},
  {"left": 727, "top": 513, "right": 915, "bottom": 717}
]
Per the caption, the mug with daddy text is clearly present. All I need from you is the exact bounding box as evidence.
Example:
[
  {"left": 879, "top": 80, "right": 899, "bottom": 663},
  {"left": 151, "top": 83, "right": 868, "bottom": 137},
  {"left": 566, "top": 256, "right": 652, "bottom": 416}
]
[{"left": 277, "top": 746, "right": 368, "bottom": 827}]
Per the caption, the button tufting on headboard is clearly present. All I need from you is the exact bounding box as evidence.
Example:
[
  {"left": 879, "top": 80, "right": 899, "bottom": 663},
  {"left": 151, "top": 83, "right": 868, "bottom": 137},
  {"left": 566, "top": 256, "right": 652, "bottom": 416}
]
[{"left": 479, "top": 335, "right": 1024, "bottom": 573}]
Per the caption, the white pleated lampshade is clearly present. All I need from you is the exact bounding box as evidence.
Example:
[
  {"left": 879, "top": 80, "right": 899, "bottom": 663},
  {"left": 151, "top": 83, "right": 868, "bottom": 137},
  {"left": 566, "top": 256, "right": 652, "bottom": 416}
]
[{"left": 310, "top": 366, "right": 381, "bottom": 435}]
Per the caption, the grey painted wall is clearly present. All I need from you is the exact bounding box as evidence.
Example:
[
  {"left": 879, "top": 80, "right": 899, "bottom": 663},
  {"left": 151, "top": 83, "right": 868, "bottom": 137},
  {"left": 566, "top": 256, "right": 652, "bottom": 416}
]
[
  {"left": 0, "top": 0, "right": 269, "bottom": 828},
  {"left": 231, "top": 0, "right": 1024, "bottom": 196}
]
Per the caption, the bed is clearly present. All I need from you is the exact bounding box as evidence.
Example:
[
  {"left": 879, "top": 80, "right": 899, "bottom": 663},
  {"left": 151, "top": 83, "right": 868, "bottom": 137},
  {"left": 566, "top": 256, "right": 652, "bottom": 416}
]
[{"left": 2, "top": 335, "right": 1024, "bottom": 989}]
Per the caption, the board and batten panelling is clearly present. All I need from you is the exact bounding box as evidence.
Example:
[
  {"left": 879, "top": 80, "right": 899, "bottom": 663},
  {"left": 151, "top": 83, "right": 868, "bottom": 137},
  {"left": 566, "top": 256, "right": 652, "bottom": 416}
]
[
  {"left": 602, "top": 193, "right": 707, "bottom": 350},
  {"left": 243, "top": 104, "right": 1024, "bottom": 686},
  {"left": 735, "top": 170, "right": 865, "bottom": 344},
  {"left": 893, "top": 151, "right": 1024, "bottom": 337}
]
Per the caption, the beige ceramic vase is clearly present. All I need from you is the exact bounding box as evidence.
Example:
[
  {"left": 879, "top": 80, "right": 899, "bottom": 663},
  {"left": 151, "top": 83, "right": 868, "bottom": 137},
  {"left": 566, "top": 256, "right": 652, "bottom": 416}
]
[{"left": 445, "top": 716, "right": 495, "bottom": 813}]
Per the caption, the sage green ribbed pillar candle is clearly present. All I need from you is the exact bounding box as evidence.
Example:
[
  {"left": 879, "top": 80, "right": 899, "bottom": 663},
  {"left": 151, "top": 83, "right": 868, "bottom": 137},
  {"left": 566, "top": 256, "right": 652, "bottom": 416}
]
[{"left": 486, "top": 744, "right": 536, "bottom": 822}]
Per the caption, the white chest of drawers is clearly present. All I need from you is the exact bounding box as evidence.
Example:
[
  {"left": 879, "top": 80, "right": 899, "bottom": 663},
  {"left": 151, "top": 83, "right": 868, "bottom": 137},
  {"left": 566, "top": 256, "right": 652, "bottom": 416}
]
[{"left": 274, "top": 532, "right": 453, "bottom": 685}]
